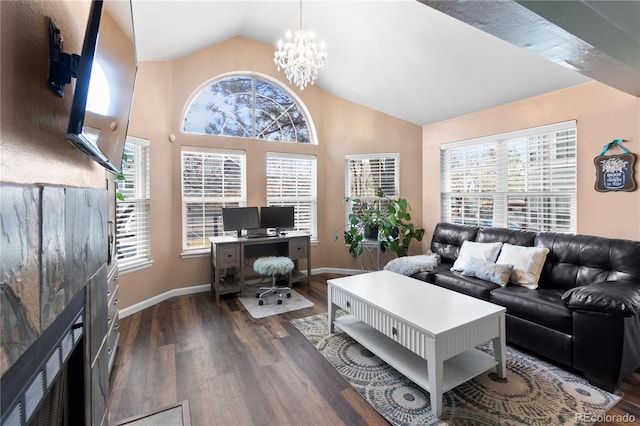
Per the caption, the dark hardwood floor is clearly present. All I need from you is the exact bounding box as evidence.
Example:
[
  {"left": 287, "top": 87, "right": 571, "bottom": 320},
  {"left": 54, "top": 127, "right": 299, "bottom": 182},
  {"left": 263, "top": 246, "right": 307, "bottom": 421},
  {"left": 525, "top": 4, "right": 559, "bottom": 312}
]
[{"left": 108, "top": 274, "right": 640, "bottom": 425}]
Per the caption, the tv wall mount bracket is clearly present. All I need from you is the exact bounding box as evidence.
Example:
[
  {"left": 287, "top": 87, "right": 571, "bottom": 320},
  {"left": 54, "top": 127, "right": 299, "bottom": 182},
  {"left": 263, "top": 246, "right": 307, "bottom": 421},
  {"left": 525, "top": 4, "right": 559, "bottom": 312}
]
[{"left": 48, "top": 19, "right": 80, "bottom": 97}]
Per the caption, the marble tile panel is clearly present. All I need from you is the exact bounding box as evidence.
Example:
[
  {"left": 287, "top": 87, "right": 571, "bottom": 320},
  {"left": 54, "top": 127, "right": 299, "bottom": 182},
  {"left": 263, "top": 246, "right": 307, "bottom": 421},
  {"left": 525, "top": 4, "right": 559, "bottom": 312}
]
[
  {"left": 0, "top": 185, "right": 41, "bottom": 375},
  {"left": 41, "top": 186, "right": 66, "bottom": 330}
]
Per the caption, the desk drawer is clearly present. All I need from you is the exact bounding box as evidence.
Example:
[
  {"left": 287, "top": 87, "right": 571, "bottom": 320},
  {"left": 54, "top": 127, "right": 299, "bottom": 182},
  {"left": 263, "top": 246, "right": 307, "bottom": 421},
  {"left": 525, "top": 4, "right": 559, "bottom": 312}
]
[
  {"left": 218, "top": 244, "right": 240, "bottom": 267},
  {"left": 289, "top": 238, "right": 307, "bottom": 259},
  {"left": 107, "top": 286, "right": 119, "bottom": 330},
  {"left": 107, "top": 270, "right": 118, "bottom": 297}
]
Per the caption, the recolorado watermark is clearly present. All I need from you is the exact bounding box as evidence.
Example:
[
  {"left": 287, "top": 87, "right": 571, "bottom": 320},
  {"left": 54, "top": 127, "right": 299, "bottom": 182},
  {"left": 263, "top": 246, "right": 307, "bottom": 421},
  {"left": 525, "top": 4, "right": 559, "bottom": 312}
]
[{"left": 575, "top": 413, "right": 636, "bottom": 423}]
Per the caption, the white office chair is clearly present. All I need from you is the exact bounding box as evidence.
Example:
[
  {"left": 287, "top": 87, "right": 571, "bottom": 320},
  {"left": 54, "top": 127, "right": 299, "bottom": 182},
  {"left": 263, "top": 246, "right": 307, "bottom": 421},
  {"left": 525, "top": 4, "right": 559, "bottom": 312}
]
[{"left": 253, "top": 256, "right": 294, "bottom": 305}]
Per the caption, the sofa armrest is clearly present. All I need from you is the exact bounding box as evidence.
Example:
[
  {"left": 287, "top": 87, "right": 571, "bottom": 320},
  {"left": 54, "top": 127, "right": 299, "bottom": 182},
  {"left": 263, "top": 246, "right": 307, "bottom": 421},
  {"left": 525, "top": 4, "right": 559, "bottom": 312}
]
[{"left": 562, "top": 280, "right": 640, "bottom": 317}]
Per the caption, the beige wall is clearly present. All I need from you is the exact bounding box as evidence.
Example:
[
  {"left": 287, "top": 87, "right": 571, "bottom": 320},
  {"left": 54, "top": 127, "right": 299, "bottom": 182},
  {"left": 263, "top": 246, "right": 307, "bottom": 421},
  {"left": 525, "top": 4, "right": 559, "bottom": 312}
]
[
  {"left": 1, "top": 0, "right": 106, "bottom": 188},
  {"left": 422, "top": 82, "right": 640, "bottom": 242},
  {"left": 118, "top": 37, "right": 423, "bottom": 308}
]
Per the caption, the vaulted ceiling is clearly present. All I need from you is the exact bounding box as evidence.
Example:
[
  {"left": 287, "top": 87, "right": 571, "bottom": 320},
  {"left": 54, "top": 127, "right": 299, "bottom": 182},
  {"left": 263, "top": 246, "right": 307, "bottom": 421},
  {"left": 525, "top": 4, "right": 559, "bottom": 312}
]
[{"left": 128, "top": 0, "right": 640, "bottom": 126}]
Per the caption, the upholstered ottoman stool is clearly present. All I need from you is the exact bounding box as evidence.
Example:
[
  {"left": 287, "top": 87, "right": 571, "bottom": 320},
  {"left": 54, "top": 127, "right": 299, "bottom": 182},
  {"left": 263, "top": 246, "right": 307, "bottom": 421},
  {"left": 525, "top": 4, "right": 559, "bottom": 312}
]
[{"left": 253, "top": 256, "right": 294, "bottom": 305}]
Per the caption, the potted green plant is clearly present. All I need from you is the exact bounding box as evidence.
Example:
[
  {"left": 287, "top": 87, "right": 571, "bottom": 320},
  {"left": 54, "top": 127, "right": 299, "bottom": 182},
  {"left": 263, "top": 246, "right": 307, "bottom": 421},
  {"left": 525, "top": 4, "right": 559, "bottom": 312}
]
[
  {"left": 337, "top": 189, "right": 425, "bottom": 259},
  {"left": 376, "top": 189, "right": 425, "bottom": 257},
  {"left": 341, "top": 197, "right": 383, "bottom": 258}
]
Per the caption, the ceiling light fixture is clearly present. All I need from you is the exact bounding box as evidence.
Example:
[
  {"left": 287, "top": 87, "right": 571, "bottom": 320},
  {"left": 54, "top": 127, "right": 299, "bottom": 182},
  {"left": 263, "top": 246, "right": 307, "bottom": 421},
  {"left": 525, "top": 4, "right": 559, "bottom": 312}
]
[{"left": 274, "top": 0, "right": 327, "bottom": 90}]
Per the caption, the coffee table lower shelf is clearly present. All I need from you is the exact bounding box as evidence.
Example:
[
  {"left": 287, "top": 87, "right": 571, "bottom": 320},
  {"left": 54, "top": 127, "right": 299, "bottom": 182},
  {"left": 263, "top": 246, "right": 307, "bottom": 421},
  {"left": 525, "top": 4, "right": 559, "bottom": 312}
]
[{"left": 334, "top": 315, "right": 498, "bottom": 395}]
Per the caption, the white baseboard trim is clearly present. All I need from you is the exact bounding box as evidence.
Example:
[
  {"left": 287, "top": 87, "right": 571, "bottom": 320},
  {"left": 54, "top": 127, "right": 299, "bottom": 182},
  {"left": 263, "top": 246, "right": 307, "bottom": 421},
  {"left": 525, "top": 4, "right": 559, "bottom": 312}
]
[
  {"left": 311, "top": 267, "right": 360, "bottom": 275},
  {"left": 118, "top": 268, "right": 361, "bottom": 319},
  {"left": 119, "top": 284, "right": 210, "bottom": 319}
]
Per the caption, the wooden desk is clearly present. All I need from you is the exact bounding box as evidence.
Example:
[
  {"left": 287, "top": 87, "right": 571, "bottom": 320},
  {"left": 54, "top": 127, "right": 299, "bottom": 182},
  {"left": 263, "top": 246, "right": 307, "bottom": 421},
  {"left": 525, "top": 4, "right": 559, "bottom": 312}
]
[{"left": 209, "top": 232, "right": 311, "bottom": 302}]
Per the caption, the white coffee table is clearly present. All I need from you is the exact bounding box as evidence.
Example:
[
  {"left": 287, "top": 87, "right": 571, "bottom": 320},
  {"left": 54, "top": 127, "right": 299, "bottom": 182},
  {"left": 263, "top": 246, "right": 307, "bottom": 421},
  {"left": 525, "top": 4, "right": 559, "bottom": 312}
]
[{"left": 328, "top": 270, "right": 506, "bottom": 417}]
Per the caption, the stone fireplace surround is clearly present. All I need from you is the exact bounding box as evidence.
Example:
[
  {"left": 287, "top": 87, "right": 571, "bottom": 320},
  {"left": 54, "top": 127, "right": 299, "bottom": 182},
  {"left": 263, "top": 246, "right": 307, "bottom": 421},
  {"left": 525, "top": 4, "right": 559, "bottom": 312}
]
[{"left": 1, "top": 184, "right": 111, "bottom": 425}]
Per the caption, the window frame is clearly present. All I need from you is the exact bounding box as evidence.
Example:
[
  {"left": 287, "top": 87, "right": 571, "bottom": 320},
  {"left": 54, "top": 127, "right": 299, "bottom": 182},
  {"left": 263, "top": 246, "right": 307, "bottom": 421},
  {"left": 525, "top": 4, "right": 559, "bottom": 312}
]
[
  {"left": 180, "top": 146, "right": 247, "bottom": 255},
  {"left": 265, "top": 152, "right": 318, "bottom": 240},
  {"left": 116, "top": 136, "right": 152, "bottom": 273},
  {"left": 182, "top": 72, "right": 318, "bottom": 145},
  {"left": 440, "top": 120, "right": 577, "bottom": 233},
  {"left": 345, "top": 153, "right": 400, "bottom": 222}
]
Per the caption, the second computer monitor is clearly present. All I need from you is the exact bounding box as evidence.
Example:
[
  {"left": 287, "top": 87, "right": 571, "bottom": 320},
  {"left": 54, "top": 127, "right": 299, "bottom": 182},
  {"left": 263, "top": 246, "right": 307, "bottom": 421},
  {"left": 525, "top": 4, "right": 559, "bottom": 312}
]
[
  {"left": 222, "top": 207, "right": 260, "bottom": 237},
  {"left": 260, "top": 206, "right": 295, "bottom": 231}
]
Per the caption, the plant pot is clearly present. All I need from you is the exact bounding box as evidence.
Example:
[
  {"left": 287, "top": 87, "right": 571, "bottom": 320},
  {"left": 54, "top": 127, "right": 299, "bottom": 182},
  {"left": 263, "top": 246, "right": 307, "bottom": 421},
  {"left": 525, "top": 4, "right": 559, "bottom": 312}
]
[{"left": 364, "top": 225, "right": 379, "bottom": 240}]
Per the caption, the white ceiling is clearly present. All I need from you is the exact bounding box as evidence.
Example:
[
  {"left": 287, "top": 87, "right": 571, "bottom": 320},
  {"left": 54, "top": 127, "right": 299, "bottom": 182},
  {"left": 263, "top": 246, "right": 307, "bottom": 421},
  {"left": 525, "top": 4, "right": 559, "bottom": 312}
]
[{"left": 128, "top": 0, "right": 637, "bottom": 126}]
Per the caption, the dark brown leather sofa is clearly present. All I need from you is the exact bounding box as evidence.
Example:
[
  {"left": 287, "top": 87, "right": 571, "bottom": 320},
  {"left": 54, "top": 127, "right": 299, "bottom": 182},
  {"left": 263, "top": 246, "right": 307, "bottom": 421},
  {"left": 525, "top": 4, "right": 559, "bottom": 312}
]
[{"left": 411, "top": 222, "right": 640, "bottom": 391}]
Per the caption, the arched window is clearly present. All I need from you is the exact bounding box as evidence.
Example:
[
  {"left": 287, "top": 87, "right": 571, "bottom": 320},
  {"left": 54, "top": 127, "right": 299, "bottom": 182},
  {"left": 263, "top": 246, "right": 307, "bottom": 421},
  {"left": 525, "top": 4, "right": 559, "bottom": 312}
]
[{"left": 183, "top": 74, "right": 315, "bottom": 143}]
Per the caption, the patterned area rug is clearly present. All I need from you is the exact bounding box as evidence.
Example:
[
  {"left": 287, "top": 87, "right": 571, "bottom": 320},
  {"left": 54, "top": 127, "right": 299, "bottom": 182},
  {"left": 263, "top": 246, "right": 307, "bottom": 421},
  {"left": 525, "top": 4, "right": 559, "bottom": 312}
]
[
  {"left": 291, "top": 313, "right": 621, "bottom": 426},
  {"left": 237, "top": 288, "right": 313, "bottom": 319}
]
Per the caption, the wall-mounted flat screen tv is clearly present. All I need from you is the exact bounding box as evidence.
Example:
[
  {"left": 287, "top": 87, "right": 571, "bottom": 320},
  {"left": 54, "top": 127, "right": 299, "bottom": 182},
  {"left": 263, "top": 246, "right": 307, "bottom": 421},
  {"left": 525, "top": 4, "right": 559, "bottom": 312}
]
[{"left": 67, "top": 0, "right": 137, "bottom": 174}]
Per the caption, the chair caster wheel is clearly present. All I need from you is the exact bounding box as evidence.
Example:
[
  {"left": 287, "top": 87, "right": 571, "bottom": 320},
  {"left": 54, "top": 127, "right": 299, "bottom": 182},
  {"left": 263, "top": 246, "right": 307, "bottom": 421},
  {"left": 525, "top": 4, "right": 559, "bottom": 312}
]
[
  {"left": 287, "top": 293, "right": 291, "bottom": 298},
  {"left": 259, "top": 299, "right": 264, "bottom": 306},
  {"left": 277, "top": 299, "right": 283, "bottom": 305}
]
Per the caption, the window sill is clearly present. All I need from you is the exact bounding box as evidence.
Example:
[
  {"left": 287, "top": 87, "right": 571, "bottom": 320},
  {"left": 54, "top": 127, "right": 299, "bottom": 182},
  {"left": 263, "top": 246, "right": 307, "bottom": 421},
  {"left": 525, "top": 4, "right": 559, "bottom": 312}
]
[
  {"left": 181, "top": 250, "right": 210, "bottom": 259},
  {"left": 118, "top": 259, "right": 153, "bottom": 275}
]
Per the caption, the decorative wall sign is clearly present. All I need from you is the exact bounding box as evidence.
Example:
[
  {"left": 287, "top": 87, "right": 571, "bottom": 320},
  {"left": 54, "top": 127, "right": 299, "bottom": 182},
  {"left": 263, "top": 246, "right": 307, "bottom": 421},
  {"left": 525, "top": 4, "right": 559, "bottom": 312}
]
[{"left": 594, "top": 139, "right": 636, "bottom": 192}]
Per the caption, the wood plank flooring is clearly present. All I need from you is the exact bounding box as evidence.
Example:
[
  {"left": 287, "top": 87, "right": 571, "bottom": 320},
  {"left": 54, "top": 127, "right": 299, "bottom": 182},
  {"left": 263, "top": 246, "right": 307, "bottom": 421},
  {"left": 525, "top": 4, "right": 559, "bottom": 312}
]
[{"left": 108, "top": 274, "right": 640, "bottom": 425}]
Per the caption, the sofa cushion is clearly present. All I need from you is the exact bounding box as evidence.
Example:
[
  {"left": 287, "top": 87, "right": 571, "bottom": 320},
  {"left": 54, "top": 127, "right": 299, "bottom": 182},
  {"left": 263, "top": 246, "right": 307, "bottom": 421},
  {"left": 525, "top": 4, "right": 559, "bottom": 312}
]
[
  {"left": 460, "top": 258, "right": 514, "bottom": 286},
  {"left": 537, "top": 233, "right": 640, "bottom": 290},
  {"left": 562, "top": 281, "right": 640, "bottom": 317},
  {"left": 430, "top": 223, "right": 478, "bottom": 264},
  {"left": 476, "top": 227, "right": 537, "bottom": 247},
  {"left": 495, "top": 243, "right": 549, "bottom": 289},
  {"left": 490, "top": 286, "right": 572, "bottom": 334},
  {"left": 411, "top": 263, "right": 452, "bottom": 284},
  {"left": 431, "top": 270, "right": 498, "bottom": 300},
  {"left": 451, "top": 241, "right": 503, "bottom": 272}
]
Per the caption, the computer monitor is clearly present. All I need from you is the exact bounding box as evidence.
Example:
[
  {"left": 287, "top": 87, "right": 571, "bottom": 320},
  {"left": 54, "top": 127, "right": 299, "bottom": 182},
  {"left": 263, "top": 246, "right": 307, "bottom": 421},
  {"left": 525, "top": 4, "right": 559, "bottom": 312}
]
[
  {"left": 222, "top": 207, "right": 260, "bottom": 237},
  {"left": 260, "top": 206, "right": 295, "bottom": 232}
]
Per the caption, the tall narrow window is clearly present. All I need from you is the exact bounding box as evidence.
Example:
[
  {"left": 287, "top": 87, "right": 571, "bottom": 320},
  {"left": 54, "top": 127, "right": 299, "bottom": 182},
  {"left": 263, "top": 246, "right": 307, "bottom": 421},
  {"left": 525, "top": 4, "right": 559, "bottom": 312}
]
[
  {"left": 345, "top": 153, "right": 399, "bottom": 218},
  {"left": 266, "top": 153, "right": 317, "bottom": 238},
  {"left": 116, "top": 137, "right": 151, "bottom": 271},
  {"left": 181, "top": 147, "right": 246, "bottom": 252},
  {"left": 183, "top": 74, "right": 315, "bottom": 143},
  {"left": 440, "top": 120, "right": 577, "bottom": 232}
]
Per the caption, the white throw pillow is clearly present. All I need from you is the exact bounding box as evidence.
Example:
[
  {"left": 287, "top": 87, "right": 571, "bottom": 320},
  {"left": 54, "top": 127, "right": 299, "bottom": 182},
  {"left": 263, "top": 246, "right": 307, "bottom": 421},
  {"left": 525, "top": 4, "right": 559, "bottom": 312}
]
[
  {"left": 451, "top": 241, "right": 503, "bottom": 272},
  {"left": 495, "top": 243, "right": 550, "bottom": 289}
]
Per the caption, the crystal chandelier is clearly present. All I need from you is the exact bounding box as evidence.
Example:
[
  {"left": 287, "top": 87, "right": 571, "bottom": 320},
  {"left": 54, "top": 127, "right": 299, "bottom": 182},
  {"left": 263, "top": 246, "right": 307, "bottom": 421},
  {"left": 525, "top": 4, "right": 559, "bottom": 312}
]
[{"left": 274, "top": 0, "right": 327, "bottom": 90}]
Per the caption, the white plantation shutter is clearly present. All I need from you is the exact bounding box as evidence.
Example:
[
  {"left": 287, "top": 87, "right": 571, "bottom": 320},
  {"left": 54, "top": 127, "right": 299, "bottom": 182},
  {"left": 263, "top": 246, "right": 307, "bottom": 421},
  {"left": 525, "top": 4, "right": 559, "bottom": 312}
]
[
  {"left": 266, "top": 153, "right": 317, "bottom": 237},
  {"left": 182, "top": 147, "right": 246, "bottom": 251},
  {"left": 116, "top": 137, "right": 151, "bottom": 271},
  {"left": 345, "top": 153, "right": 399, "bottom": 217},
  {"left": 440, "top": 120, "right": 577, "bottom": 232}
]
